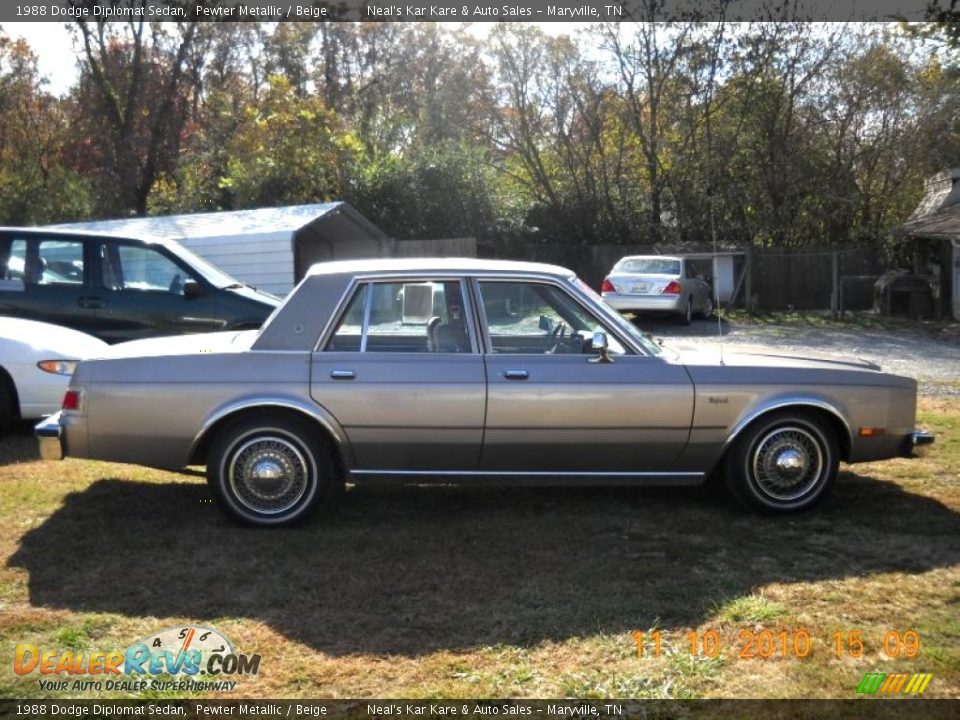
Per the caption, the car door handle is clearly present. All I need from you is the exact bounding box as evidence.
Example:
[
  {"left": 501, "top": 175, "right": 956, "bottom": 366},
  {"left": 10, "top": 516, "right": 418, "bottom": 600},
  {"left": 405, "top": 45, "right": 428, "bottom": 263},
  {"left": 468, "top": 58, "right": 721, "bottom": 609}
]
[
  {"left": 504, "top": 369, "right": 529, "bottom": 380},
  {"left": 77, "top": 296, "right": 102, "bottom": 309},
  {"left": 330, "top": 369, "right": 356, "bottom": 380}
]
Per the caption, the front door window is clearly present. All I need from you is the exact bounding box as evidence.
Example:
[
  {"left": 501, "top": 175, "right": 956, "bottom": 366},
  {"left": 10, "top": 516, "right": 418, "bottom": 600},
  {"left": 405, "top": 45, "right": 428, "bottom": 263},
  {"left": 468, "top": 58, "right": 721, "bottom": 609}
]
[{"left": 477, "top": 281, "right": 626, "bottom": 355}]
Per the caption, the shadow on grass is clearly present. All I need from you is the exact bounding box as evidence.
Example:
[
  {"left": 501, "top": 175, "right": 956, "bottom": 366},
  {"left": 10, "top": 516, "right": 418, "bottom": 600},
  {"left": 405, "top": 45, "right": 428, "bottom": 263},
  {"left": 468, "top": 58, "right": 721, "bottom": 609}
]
[
  {"left": 7, "top": 471, "right": 960, "bottom": 656},
  {"left": 0, "top": 422, "right": 40, "bottom": 466}
]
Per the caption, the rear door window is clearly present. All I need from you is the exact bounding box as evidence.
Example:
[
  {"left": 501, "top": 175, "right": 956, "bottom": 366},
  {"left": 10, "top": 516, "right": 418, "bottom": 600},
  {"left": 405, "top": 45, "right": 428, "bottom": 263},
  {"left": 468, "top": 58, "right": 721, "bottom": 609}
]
[
  {"left": 3, "top": 238, "right": 84, "bottom": 285},
  {"left": 325, "top": 280, "right": 472, "bottom": 353}
]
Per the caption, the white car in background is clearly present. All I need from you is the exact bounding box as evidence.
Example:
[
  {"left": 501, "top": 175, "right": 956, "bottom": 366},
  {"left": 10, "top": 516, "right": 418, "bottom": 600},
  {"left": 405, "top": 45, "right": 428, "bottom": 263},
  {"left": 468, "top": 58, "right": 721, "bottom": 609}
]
[
  {"left": 0, "top": 317, "right": 107, "bottom": 431},
  {"left": 601, "top": 255, "right": 714, "bottom": 325}
]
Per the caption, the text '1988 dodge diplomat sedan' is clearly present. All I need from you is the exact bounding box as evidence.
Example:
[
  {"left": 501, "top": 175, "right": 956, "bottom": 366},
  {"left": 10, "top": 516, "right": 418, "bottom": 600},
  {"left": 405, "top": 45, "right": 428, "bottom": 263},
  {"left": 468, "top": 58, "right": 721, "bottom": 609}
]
[{"left": 36, "top": 259, "right": 934, "bottom": 526}]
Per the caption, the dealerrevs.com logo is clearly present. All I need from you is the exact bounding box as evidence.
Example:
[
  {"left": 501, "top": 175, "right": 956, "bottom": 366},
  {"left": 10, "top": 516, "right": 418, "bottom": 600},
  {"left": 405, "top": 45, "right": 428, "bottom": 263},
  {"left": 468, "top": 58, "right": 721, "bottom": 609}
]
[{"left": 13, "top": 625, "right": 260, "bottom": 693}]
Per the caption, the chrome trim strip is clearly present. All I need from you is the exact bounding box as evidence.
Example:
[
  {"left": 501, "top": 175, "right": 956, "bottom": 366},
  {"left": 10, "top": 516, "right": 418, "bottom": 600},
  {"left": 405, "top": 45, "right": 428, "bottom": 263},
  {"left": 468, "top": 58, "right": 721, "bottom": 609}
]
[
  {"left": 351, "top": 469, "right": 703, "bottom": 478},
  {"left": 359, "top": 283, "right": 372, "bottom": 353}
]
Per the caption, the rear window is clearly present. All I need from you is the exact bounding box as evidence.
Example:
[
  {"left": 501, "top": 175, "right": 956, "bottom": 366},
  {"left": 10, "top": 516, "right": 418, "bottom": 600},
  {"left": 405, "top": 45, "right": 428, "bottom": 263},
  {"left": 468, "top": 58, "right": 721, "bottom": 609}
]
[{"left": 616, "top": 258, "right": 681, "bottom": 275}]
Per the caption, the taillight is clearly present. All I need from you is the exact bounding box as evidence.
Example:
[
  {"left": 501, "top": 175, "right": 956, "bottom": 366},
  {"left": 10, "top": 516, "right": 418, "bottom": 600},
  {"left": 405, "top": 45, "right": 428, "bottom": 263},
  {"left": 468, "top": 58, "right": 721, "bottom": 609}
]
[
  {"left": 601, "top": 278, "right": 616, "bottom": 293},
  {"left": 662, "top": 281, "right": 682, "bottom": 295},
  {"left": 62, "top": 390, "right": 81, "bottom": 412}
]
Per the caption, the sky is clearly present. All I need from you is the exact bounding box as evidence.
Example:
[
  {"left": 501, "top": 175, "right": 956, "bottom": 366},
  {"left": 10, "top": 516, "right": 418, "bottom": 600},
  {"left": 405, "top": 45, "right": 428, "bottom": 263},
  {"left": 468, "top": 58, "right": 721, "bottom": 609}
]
[
  {"left": 2, "top": 22, "right": 79, "bottom": 94},
  {"left": 0, "top": 20, "right": 587, "bottom": 97}
]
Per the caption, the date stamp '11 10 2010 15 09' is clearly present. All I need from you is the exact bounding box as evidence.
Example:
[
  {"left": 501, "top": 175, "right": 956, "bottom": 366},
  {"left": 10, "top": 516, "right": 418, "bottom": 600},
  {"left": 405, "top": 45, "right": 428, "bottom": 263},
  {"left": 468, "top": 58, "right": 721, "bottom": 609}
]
[{"left": 631, "top": 628, "right": 921, "bottom": 660}]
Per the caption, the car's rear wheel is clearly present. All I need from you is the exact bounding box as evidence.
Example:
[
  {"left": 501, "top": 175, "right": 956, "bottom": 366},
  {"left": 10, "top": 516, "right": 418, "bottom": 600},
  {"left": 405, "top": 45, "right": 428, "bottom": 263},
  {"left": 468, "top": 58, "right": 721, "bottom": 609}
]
[
  {"left": 679, "top": 296, "right": 693, "bottom": 325},
  {"left": 206, "top": 413, "right": 341, "bottom": 526},
  {"left": 723, "top": 410, "right": 839, "bottom": 512}
]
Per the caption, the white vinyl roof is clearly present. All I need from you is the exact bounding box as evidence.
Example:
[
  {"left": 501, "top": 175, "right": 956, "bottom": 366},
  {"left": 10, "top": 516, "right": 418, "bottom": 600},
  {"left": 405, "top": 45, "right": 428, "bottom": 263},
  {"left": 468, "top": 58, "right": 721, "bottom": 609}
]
[
  {"left": 306, "top": 257, "right": 572, "bottom": 278},
  {"left": 43, "top": 202, "right": 387, "bottom": 241}
]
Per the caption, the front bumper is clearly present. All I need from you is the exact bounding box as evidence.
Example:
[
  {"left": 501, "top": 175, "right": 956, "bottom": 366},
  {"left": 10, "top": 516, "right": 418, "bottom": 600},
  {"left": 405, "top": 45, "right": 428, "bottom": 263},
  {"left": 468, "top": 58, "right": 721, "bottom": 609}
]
[
  {"left": 902, "top": 429, "right": 935, "bottom": 457},
  {"left": 602, "top": 292, "right": 685, "bottom": 313},
  {"left": 34, "top": 412, "right": 64, "bottom": 461}
]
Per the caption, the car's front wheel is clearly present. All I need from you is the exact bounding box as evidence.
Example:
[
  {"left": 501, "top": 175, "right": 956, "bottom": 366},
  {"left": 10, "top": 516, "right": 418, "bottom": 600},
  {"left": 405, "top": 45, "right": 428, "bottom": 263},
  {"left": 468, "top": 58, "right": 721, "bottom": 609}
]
[
  {"left": 207, "top": 413, "right": 341, "bottom": 526},
  {"left": 723, "top": 410, "right": 839, "bottom": 512}
]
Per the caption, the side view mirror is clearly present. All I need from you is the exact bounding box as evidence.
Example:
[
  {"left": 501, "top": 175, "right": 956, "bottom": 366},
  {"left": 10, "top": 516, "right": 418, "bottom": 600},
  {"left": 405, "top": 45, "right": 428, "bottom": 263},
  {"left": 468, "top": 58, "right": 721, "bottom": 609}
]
[
  {"left": 538, "top": 314, "right": 555, "bottom": 332},
  {"left": 183, "top": 281, "right": 205, "bottom": 300},
  {"left": 589, "top": 331, "right": 613, "bottom": 364}
]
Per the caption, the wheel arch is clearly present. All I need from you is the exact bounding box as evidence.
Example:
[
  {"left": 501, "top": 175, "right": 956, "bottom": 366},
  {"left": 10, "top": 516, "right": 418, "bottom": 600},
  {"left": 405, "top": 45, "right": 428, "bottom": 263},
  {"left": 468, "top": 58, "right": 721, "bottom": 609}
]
[
  {"left": 187, "top": 398, "right": 351, "bottom": 472},
  {"left": 717, "top": 398, "right": 852, "bottom": 468}
]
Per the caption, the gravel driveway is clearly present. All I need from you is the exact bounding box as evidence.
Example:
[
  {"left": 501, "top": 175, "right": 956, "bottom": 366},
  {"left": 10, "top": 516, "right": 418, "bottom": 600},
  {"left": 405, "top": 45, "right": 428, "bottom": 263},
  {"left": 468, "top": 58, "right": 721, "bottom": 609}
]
[{"left": 635, "top": 314, "right": 960, "bottom": 396}]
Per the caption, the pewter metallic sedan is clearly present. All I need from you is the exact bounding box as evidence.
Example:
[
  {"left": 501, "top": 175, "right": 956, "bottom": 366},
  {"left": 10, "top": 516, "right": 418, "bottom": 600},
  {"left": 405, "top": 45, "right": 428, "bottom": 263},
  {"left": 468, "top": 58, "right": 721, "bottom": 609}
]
[
  {"left": 36, "top": 259, "right": 933, "bottom": 526},
  {"left": 601, "top": 255, "right": 714, "bottom": 325}
]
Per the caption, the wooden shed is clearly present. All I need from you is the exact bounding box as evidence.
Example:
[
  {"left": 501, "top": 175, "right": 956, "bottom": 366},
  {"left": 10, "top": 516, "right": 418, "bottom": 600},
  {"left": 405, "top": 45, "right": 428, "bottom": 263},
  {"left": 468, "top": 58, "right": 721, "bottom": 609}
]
[{"left": 899, "top": 169, "right": 960, "bottom": 321}]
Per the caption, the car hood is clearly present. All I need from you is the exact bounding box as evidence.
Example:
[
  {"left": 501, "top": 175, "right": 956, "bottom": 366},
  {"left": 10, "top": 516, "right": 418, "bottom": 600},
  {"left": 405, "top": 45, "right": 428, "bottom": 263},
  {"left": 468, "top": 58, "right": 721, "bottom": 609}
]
[
  {"left": 669, "top": 342, "right": 883, "bottom": 372},
  {"left": 100, "top": 330, "right": 258, "bottom": 359},
  {"left": 224, "top": 283, "right": 283, "bottom": 307},
  {"left": 0, "top": 317, "right": 108, "bottom": 358}
]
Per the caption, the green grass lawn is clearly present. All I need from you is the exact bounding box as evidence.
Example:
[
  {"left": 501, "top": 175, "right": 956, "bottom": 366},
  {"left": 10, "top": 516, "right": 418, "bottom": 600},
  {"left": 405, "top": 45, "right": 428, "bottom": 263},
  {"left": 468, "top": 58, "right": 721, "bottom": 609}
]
[{"left": 0, "top": 398, "right": 957, "bottom": 700}]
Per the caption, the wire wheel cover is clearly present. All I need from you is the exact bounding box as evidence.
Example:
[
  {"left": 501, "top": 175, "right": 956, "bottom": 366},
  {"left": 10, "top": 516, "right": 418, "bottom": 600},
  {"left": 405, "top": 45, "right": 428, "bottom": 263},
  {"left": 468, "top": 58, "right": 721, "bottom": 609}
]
[
  {"left": 228, "top": 435, "right": 310, "bottom": 514},
  {"left": 750, "top": 426, "right": 824, "bottom": 502}
]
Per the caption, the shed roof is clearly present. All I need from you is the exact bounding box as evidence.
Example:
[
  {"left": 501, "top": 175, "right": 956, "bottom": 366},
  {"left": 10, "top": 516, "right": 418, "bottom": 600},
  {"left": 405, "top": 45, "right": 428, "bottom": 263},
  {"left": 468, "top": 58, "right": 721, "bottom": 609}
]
[
  {"left": 901, "top": 169, "right": 960, "bottom": 240},
  {"left": 44, "top": 202, "right": 389, "bottom": 242},
  {"left": 902, "top": 203, "right": 960, "bottom": 240}
]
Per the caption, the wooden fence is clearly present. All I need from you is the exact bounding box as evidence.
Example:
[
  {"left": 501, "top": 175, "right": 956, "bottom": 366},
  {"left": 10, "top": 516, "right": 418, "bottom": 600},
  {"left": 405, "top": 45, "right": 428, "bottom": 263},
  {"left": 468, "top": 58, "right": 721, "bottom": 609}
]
[{"left": 388, "top": 236, "right": 883, "bottom": 312}]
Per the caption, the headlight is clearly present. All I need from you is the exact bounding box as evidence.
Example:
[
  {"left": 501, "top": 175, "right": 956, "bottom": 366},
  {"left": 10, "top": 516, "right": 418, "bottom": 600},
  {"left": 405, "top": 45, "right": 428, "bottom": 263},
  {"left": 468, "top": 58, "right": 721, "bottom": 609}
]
[{"left": 37, "top": 360, "right": 79, "bottom": 376}]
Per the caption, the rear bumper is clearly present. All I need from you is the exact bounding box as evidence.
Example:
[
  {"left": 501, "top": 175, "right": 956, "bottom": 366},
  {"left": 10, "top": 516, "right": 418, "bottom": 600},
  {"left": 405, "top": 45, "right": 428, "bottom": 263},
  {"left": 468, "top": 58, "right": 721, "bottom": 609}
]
[
  {"left": 34, "top": 412, "right": 64, "bottom": 461},
  {"left": 602, "top": 292, "right": 685, "bottom": 313},
  {"left": 902, "top": 429, "right": 935, "bottom": 457}
]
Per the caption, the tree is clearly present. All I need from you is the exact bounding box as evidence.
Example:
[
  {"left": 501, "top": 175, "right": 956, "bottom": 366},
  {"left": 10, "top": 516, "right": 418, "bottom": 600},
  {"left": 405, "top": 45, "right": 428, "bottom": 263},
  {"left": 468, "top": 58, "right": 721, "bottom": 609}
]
[
  {"left": 70, "top": 14, "right": 201, "bottom": 216},
  {"left": 0, "top": 33, "right": 91, "bottom": 224},
  {"left": 218, "top": 74, "right": 357, "bottom": 208}
]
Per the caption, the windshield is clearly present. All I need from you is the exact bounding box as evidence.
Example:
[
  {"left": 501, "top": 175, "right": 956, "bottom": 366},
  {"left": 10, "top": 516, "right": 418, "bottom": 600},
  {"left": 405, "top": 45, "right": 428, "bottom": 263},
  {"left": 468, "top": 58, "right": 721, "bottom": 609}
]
[
  {"left": 616, "top": 258, "right": 681, "bottom": 275},
  {"left": 163, "top": 242, "right": 246, "bottom": 289},
  {"left": 573, "top": 278, "right": 662, "bottom": 355}
]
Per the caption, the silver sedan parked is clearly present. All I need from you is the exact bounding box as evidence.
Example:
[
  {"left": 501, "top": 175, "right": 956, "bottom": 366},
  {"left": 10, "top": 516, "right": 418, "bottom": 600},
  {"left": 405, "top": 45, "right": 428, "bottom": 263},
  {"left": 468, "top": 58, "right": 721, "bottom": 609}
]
[
  {"left": 601, "top": 255, "right": 714, "bottom": 325},
  {"left": 37, "top": 258, "right": 932, "bottom": 527}
]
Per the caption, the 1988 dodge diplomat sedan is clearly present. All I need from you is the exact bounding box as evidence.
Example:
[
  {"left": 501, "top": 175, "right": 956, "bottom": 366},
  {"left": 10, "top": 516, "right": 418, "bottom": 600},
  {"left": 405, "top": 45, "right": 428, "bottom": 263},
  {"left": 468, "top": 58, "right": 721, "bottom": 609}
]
[{"left": 37, "top": 259, "right": 933, "bottom": 526}]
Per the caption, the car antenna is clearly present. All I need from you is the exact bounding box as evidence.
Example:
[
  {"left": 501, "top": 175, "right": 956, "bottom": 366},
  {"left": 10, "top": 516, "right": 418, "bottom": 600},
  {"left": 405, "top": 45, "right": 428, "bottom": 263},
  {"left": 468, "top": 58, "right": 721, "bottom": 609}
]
[{"left": 708, "top": 194, "right": 724, "bottom": 367}]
